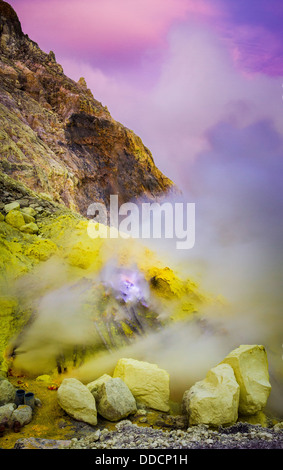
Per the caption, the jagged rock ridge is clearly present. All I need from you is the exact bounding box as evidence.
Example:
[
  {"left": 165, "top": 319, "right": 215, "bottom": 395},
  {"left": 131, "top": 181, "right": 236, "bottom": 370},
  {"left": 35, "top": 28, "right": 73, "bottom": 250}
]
[{"left": 0, "top": 1, "right": 176, "bottom": 216}]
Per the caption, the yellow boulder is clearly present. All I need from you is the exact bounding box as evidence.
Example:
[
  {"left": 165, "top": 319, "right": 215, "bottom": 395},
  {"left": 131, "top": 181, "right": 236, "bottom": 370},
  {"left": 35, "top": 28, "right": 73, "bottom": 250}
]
[
  {"left": 113, "top": 358, "right": 170, "bottom": 412},
  {"left": 5, "top": 210, "right": 25, "bottom": 230},
  {"left": 221, "top": 344, "right": 271, "bottom": 415},
  {"left": 182, "top": 363, "right": 240, "bottom": 427}
]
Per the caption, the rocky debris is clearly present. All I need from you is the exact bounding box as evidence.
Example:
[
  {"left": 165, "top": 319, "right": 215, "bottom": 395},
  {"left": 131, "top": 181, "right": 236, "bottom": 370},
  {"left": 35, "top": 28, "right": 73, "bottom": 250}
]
[
  {"left": 0, "top": 379, "right": 16, "bottom": 405},
  {"left": 64, "top": 420, "right": 283, "bottom": 449},
  {"left": 57, "top": 378, "right": 97, "bottom": 426},
  {"left": 113, "top": 358, "right": 170, "bottom": 412},
  {"left": 14, "top": 437, "right": 72, "bottom": 449},
  {"left": 86, "top": 374, "right": 112, "bottom": 400},
  {"left": 182, "top": 364, "right": 240, "bottom": 427},
  {"left": 96, "top": 377, "right": 137, "bottom": 422},
  {"left": 221, "top": 344, "right": 271, "bottom": 415}
]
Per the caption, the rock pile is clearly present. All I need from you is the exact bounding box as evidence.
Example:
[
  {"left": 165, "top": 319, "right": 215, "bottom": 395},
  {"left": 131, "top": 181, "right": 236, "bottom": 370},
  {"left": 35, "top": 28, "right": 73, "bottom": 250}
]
[
  {"left": 0, "top": 378, "right": 40, "bottom": 434},
  {"left": 57, "top": 359, "right": 169, "bottom": 424},
  {"left": 182, "top": 345, "right": 271, "bottom": 427}
]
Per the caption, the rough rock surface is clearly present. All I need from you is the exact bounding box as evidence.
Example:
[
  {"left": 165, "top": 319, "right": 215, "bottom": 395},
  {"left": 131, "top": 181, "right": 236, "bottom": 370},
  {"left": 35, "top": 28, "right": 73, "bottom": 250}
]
[
  {"left": 64, "top": 420, "right": 283, "bottom": 449},
  {"left": 0, "top": 1, "right": 176, "bottom": 217},
  {"left": 57, "top": 378, "right": 97, "bottom": 426},
  {"left": 86, "top": 374, "right": 112, "bottom": 400},
  {"left": 221, "top": 345, "right": 271, "bottom": 415},
  {"left": 182, "top": 364, "right": 240, "bottom": 427},
  {"left": 113, "top": 358, "right": 170, "bottom": 412},
  {"left": 14, "top": 437, "right": 72, "bottom": 449},
  {"left": 0, "top": 402, "right": 16, "bottom": 425},
  {"left": 96, "top": 377, "right": 137, "bottom": 421},
  {"left": 10, "top": 404, "right": 32, "bottom": 426},
  {"left": 0, "top": 379, "right": 15, "bottom": 405}
]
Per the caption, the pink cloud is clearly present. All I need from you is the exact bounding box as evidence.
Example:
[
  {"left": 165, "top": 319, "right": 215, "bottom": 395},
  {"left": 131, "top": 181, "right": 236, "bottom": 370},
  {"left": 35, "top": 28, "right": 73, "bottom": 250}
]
[{"left": 9, "top": 0, "right": 219, "bottom": 62}]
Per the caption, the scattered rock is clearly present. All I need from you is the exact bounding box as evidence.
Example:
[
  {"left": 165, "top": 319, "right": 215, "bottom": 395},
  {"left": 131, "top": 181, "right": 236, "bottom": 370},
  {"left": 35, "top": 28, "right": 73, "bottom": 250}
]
[
  {"left": 221, "top": 345, "right": 271, "bottom": 415},
  {"left": 57, "top": 378, "right": 97, "bottom": 426},
  {"left": 5, "top": 209, "right": 25, "bottom": 229},
  {"left": 20, "top": 222, "right": 39, "bottom": 234},
  {"left": 10, "top": 405, "right": 33, "bottom": 426},
  {"left": 86, "top": 374, "right": 112, "bottom": 400},
  {"left": 0, "top": 213, "right": 4, "bottom": 222},
  {"left": 20, "top": 211, "right": 35, "bottom": 224},
  {"left": 4, "top": 201, "right": 20, "bottom": 213},
  {"left": 113, "top": 358, "right": 170, "bottom": 412},
  {"left": 35, "top": 374, "right": 52, "bottom": 383},
  {"left": 182, "top": 364, "right": 240, "bottom": 427},
  {"left": 96, "top": 377, "right": 137, "bottom": 422},
  {"left": 21, "top": 206, "right": 37, "bottom": 217},
  {"left": 0, "top": 379, "right": 16, "bottom": 406},
  {"left": 14, "top": 437, "right": 72, "bottom": 449}
]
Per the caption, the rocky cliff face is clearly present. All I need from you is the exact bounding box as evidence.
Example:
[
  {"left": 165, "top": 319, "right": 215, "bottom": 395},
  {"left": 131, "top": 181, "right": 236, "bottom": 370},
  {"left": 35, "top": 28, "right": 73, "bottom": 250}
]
[{"left": 0, "top": 1, "right": 175, "bottom": 216}]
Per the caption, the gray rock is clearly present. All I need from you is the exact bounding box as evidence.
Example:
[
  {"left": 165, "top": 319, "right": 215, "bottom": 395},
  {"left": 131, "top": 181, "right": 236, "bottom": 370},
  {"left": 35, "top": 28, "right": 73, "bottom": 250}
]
[
  {"left": 14, "top": 437, "right": 72, "bottom": 449},
  {"left": 4, "top": 201, "right": 20, "bottom": 213},
  {"left": 0, "top": 403, "right": 16, "bottom": 426},
  {"left": 10, "top": 405, "right": 33, "bottom": 426},
  {"left": 97, "top": 377, "right": 137, "bottom": 422},
  {"left": 0, "top": 380, "right": 16, "bottom": 406}
]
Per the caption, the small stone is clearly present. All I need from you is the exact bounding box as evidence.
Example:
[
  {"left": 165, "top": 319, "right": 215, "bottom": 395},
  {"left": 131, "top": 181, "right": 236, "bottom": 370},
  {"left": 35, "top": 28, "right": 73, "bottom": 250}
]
[
  {"left": 20, "top": 222, "right": 39, "bottom": 234},
  {"left": 0, "top": 213, "right": 4, "bottom": 222},
  {"left": 4, "top": 201, "right": 20, "bottom": 213},
  {"left": 21, "top": 207, "right": 37, "bottom": 217},
  {"left": 20, "top": 211, "right": 35, "bottom": 224},
  {"left": 36, "top": 374, "right": 51, "bottom": 383}
]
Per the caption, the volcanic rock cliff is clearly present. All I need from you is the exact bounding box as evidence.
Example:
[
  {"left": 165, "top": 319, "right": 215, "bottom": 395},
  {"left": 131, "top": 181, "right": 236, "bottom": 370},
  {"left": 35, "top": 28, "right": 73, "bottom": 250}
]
[{"left": 0, "top": 1, "right": 175, "bottom": 215}]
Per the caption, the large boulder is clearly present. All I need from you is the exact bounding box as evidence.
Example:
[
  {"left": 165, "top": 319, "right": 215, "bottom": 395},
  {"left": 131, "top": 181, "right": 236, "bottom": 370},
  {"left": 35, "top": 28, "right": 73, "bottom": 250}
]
[
  {"left": 57, "top": 378, "right": 97, "bottom": 426},
  {"left": 96, "top": 377, "right": 137, "bottom": 421},
  {"left": 0, "top": 379, "right": 16, "bottom": 405},
  {"left": 86, "top": 374, "right": 111, "bottom": 400},
  {"left": 113, "top": 358, "right": 170, "bottom": 412},
  {"left": 182, "top": 364, "right": 240, "bottom": 427},
  {"left": 221, "top": 344, "right": 271, "bottom": 415}
]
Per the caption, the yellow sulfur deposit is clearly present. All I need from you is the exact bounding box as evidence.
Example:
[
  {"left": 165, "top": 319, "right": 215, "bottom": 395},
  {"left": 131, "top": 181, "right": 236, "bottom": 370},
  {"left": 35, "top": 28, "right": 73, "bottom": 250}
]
[
  {"left": 221, "top": 344, "right": 272, "bottom": 415},
  {"left": 113, "top": 358, "right": 170, "bottom": 412}
]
